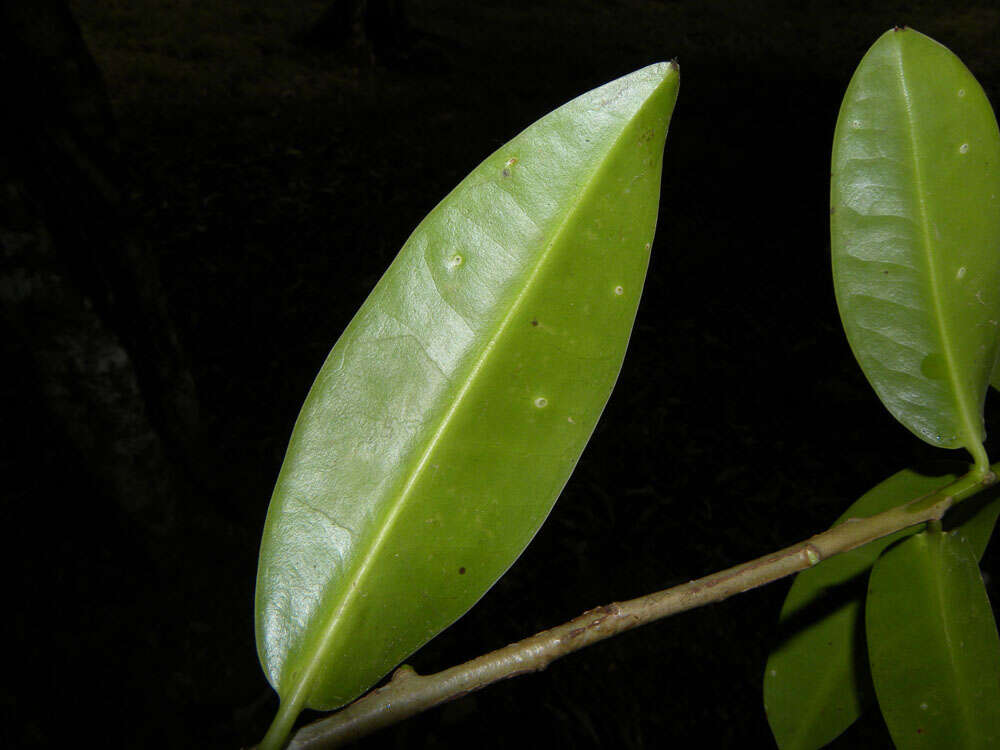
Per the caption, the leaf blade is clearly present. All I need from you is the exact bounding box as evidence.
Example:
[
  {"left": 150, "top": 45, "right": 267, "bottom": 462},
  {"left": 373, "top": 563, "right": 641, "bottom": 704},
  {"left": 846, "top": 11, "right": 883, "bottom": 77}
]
[
  {"left": 255, "top": 62, "right": 679, "bottom": 728},
  {"left": 831, "top": 28, "right": 1000, "bottom": 455},
  {"left": 867, "top": 530, "right": 1000, "bottom": 748}
]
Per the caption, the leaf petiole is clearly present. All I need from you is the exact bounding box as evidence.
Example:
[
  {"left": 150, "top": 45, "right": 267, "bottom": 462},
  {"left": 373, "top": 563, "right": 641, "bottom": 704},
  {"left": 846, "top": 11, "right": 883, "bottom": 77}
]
[{"left": 905, "top": 463, "right": 998, "bottom": 515}]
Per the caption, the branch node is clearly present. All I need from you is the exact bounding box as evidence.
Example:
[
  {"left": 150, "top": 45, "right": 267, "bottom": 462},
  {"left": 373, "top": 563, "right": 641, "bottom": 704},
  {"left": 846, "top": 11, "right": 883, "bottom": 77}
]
[
  {"left": 565, "top": 627, "right": 586, "bottom": 641},
  {"left": 391, "top": 665, "right": 419, "bottom": 683},
  {"left": 803, "top": 544, "right": 822, "bottom": 566}
]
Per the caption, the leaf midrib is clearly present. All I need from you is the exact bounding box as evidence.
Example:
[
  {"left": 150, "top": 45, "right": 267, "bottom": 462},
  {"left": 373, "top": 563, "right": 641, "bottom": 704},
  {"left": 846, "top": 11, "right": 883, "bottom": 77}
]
[
  {"left": 286, "top": 79, "right": 668, "bottom": 708},
  {"left": 891, "top": 37, "right": 980, "bottom": 452},
  {"left": 929, "top": 536, "right": 978, "bottom": 745}
]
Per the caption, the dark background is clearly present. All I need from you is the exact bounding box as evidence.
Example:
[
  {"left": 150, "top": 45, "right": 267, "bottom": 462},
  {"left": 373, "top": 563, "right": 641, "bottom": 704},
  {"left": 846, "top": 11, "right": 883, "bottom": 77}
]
[{"left": 4, "top": 1, "right": 1000, "bottom": 748}]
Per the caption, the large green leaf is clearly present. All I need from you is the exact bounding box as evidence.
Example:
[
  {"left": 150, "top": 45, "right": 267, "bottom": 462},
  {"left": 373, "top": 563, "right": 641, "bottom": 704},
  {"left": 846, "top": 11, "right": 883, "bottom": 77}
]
[
  {"left": 254, "top": 63, "right": 679, "bottom": 746},
  {"left": 831, "top": 28, "right": 1000, "bottom": 461},
  {"left": 763, "top": 464, "right": 1000, "bottom": 749},
  {"left": 867, "top": 530, "right": 1000, "bottom": 748}
]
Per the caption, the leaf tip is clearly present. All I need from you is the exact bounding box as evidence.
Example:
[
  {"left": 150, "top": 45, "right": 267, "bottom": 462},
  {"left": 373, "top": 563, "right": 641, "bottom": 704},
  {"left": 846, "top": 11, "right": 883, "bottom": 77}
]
[{"left": 642, "top": 60, "right": 679, "bottom": 83}]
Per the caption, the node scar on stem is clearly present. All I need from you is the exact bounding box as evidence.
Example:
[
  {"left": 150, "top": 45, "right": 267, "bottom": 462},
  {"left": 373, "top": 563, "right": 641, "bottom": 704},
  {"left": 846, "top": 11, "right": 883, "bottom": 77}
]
[{"left": 391, "top": 665, "right": 419, "bottom": 683}]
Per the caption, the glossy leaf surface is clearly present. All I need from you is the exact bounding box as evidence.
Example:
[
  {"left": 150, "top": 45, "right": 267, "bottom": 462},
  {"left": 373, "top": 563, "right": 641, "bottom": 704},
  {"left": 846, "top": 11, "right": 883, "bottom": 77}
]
[
  {"left": 764, "top": 465, "right": 1000, "bottom": 749},
  {"left": 867, "top": 530, "right": 1000, "bottom": 748},
  {"left": 831, "top": 28, "right": 1000, "bottom": 456},
  {"left": 255, "top": 62, "right": 679, "bottom": 731}
]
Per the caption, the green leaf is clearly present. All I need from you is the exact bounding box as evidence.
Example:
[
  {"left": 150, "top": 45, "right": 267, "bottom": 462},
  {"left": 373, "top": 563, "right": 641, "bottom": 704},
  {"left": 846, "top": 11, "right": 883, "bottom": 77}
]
[
  {"left": 830, "top": 28, "right": 1000, "bottom": 462},
  {"left": 867, "top": 530, "right": 1000, "bottom": 748},
  {"left": 763, "top": 464, "right": 1000, "bottom": 749},
  {"left": 254, "top": 63, "right": 679, "bottom": 746}
]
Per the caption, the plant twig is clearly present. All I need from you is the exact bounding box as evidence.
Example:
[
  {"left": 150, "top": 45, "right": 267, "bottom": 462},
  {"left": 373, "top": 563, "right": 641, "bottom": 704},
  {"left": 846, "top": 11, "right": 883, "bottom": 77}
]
[{"left": 266, "top": 468, "right": 996, "bottom": 749}]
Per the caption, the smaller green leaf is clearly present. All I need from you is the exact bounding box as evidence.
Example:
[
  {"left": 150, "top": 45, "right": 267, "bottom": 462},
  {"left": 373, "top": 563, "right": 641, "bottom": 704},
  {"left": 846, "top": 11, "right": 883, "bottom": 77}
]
[
  {"left": 867, "top": 530, "right": 1000, "bottom": 748},
  {"left": 831, "top": 28, "right": 1000, "bottom": 464},
  {"left": 764, "top": 464, "right": 1000, "bottom": 750}
]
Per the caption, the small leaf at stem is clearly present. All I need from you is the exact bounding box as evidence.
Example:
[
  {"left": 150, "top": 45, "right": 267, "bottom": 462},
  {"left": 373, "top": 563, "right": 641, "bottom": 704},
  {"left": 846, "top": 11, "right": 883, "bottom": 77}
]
[
  {"left": 831, "top": 28, "right": 1000, "bottom": 466},
  {"left": 867, "top": 529, "right": 1000, "bottom": 748}
]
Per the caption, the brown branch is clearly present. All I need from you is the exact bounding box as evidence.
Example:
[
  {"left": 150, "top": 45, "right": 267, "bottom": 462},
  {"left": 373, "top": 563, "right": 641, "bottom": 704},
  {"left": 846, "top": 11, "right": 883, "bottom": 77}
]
[{"left": 268, "top": 468, "right": 995, "bottom": 749}]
